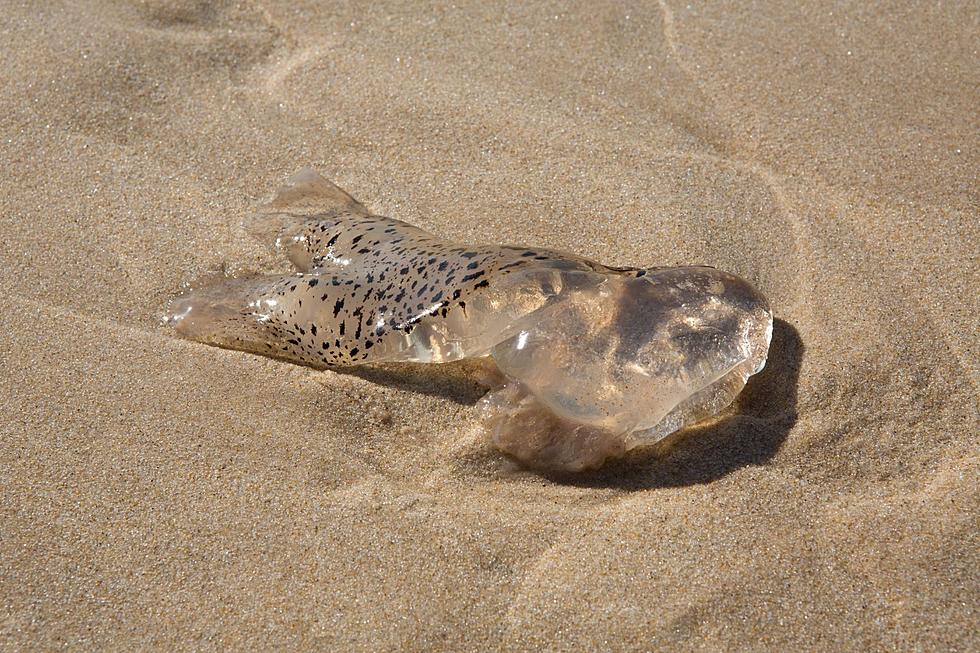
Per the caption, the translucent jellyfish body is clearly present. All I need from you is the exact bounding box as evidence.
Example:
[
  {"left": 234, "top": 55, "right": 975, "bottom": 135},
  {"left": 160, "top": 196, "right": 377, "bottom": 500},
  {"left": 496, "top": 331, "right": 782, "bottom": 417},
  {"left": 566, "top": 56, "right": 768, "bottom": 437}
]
[{"left": 166, "top": 170, "right": 773, "bottom": 471}]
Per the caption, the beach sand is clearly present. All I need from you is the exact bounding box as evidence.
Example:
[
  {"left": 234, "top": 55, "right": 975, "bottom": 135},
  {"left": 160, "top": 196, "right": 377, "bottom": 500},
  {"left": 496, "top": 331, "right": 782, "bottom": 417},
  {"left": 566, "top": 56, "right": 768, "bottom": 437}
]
[{"left": 1, "top": 1, "right": 977, "bottom": 650}]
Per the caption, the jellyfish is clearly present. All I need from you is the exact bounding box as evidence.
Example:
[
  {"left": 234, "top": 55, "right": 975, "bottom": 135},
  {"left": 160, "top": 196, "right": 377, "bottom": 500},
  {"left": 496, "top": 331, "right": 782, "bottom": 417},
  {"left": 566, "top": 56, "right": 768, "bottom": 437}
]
[{"left": 166, "top": 169, "right": 773, "bottom": 471}]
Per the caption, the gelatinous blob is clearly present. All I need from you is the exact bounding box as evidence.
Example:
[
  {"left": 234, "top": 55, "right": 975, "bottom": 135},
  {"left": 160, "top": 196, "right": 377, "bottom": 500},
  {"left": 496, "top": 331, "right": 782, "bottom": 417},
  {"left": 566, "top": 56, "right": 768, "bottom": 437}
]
[{"left": 166, "top": 169, "right": 773, "bottom": 471}]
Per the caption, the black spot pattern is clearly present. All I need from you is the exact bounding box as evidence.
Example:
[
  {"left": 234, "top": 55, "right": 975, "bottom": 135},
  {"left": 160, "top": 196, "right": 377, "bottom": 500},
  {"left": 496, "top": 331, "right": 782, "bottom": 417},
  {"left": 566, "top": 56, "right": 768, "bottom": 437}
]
[
  {"left": 188, "top": 170, "right": 627, "bottom": 368},
  {"left": 249, "top": 209, "right": 611, "bottom": 366}
]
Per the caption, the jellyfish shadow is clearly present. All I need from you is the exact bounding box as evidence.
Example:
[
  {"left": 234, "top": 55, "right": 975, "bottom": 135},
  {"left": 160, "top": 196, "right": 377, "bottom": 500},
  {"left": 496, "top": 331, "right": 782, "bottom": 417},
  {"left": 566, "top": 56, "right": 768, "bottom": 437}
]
[
  {"left": 336, "top": 357, "right": 493, "bottom": 406},
  {"left": 546, "top": 318, "right": 804, "bottom": 489}
]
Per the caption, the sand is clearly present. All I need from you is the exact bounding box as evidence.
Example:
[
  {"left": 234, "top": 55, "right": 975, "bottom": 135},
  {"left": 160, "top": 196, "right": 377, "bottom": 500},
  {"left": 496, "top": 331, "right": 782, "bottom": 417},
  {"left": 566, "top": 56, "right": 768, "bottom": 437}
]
[{"left": 1, "top": 1, "right": 977, "bottom": 650}]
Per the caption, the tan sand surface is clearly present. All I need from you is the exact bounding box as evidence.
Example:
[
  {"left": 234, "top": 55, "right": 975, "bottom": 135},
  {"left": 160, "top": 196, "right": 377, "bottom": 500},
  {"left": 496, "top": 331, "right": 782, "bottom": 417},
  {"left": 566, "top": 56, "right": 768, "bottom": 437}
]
[{"left": 1, "top": 1, "right": 977, "bottom": 650}]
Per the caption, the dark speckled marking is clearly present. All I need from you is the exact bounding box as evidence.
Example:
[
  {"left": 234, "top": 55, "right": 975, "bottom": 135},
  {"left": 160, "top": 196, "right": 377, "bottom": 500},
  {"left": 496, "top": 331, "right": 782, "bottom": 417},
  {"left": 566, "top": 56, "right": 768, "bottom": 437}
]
[{"left": 194, "top": 170, "right": 614, "bottom": 367}]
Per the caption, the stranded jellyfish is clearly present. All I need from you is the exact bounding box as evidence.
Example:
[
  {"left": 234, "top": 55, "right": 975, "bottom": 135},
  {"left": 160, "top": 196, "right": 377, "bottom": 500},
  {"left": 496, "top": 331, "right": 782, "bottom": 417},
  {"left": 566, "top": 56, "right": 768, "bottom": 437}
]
[{"left": 166, "top": 170, "right": 772, "bottom": 471}]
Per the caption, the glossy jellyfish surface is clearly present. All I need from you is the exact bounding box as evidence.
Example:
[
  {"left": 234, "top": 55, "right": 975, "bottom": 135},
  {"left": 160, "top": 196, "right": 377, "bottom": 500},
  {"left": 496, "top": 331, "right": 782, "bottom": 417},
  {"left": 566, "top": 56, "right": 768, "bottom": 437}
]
[{"left": 166, "top": 169, "right": 773, "bottom": 471}]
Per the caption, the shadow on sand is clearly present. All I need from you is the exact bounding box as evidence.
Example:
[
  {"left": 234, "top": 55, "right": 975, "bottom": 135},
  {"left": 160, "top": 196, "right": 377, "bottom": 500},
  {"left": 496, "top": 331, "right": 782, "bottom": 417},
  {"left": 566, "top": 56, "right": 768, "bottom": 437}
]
[{"left": 336, "top": 357, "right": 492, "bottom": 406}]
